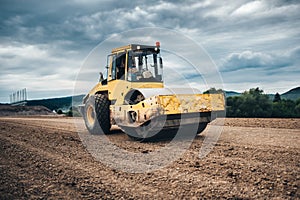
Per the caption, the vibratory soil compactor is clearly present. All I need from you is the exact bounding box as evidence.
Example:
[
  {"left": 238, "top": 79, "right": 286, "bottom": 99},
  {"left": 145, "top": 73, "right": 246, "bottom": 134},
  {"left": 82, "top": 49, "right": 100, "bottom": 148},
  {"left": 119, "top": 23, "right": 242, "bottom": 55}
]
[{"left": 80, "top": 42, "right": 225, "bottom": 140}]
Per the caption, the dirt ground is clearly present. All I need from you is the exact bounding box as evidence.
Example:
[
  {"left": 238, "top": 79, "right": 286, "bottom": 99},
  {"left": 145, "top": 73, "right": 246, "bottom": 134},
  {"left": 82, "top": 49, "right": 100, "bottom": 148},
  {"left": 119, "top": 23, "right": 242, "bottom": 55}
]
[{"left": 0, "top": 117, "right": 299, "bottom": 199}]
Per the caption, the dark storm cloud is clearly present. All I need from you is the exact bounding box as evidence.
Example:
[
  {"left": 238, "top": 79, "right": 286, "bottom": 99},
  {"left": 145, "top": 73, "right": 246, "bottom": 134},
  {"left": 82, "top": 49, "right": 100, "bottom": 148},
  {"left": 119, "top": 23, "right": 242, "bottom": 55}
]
[
  {"left": 1, "top": 0, "right": 299, "bottom": 48},
  {"left": 221, "top": 49, "right": 296, "bottom": 72}
]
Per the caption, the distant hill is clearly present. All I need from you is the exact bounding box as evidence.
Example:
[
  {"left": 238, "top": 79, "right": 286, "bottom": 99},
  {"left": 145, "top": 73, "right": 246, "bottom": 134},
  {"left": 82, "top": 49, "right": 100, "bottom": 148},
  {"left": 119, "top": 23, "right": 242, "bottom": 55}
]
[
  {"left": 26, "top": 95, "right": 84, "bottom": 111},
  {"left": 281, "top": 87, "right": 300, "bottom": 100},
  {"left": 267, "top": 94, "right": 275, "bottom": 101},
  {"left": 225, "top": 91, "right": 241, "bottom": 97},
  {"left": 0, "top": 104, "right": 53, "bottom": 116},
  {"left": 219, "top": 87, "right": 300, "bottom": 101}
]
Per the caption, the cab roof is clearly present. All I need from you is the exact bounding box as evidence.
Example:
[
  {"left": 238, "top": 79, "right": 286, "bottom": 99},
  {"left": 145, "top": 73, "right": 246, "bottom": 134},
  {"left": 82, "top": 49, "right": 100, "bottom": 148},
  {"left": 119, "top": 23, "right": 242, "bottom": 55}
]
[{"left": 111, "top": 44, "right": 159, "bottom": 54}]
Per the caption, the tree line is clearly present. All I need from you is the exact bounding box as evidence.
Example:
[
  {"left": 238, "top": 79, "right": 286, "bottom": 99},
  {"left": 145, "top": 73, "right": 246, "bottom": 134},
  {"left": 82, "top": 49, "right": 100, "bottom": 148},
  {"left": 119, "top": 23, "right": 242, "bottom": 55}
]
[{"left": 204, "top": 87, "right": 300, "bottom": 118}]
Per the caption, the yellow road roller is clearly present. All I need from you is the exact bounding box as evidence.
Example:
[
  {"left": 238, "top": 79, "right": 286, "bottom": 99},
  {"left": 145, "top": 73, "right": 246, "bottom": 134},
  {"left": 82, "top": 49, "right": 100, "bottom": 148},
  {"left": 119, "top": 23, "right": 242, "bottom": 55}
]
[{"left": 79, "top": 42, "right": 225, "bottom": 140}]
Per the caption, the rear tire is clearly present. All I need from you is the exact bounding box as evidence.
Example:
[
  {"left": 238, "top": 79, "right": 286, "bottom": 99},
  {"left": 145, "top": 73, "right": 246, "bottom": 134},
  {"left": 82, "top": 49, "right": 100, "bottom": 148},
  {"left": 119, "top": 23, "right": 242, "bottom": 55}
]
[{"left": 83, "top": 94, "right": 111, "bottom": 135}]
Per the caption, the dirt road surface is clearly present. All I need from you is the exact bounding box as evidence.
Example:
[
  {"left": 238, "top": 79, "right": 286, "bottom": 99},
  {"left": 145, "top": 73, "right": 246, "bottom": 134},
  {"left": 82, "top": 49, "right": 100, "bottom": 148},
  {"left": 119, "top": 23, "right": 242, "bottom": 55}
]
[{"left": 0, "top": 117, "right": 299, "bottom": 199}]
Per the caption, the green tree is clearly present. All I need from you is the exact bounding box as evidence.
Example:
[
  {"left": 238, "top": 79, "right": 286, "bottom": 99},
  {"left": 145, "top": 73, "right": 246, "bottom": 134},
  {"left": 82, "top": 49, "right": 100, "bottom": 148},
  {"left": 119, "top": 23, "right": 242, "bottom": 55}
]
[
  {"left": 227, "top": 96, "right": 243, "bottom": 117},
  {"left": 273, "top": 92, "right": 281, "bottom": 102},
  {"left": 295, "top": 98, "right": 300, "bottom": 116},
  {"left": 226, "top": 87, "right": 272, "bottom": 117},
  {"left": 242, "top": 88, "right": 272, "bottom": 117},
  {"left": 271, "top": 99, "right": 296, "bottom": 117},
  {"left": 227, "top": 88, "right": 300, "bottom": 118},
  {"left": 203, "top": 88, "right": 224, "bottom": 94}
]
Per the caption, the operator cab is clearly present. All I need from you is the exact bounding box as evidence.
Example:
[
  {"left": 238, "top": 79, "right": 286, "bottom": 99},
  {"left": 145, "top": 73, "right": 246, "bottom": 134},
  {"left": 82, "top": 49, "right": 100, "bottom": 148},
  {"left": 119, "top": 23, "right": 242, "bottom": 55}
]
[{"left": 105, "top": 43, "right": 163, "bottom": 84}]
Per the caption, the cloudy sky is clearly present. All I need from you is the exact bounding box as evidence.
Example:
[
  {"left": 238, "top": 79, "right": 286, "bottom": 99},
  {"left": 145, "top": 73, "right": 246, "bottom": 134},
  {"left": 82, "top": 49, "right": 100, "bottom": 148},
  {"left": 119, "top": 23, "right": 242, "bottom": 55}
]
[{"left": 0, "top": 0, "right": 299, "bottom": 103}]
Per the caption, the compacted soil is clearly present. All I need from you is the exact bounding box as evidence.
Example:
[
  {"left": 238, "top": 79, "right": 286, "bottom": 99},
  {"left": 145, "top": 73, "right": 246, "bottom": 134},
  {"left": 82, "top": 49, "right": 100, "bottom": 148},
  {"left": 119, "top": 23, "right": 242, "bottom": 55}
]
[{"left": 0, "top": 117, "right": 299, "bottom": 199}]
